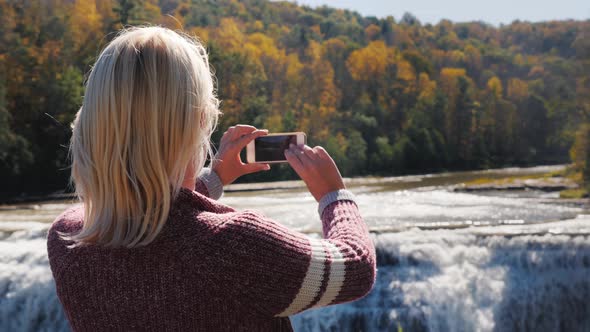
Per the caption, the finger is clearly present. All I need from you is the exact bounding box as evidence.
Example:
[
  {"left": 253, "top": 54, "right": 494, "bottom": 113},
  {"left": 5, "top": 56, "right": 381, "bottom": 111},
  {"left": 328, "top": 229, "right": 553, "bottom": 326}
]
[
  {"left": 285, "top": 148, "right": 305, "bottom": 175},
  {"left": 302, "top": 145, "right": 317, "bottom": 160},
  {"left": 221, "top": 126, "right": 234, "bottom": 137},
  {"left": 290, "top": 144, "right": 313, "bottom": 165},
  {"left": 234, "top": 124, "right": 257, "bottom": 131},
  {"left": 241, "top": 162, "right": 271, "bottom": 175},
  {"left": 222, "top": 126, "right": 236, "bottom": 141},
  {"left": 231, "top": 130, "right": 268, "bottom": 152},
  {"left": 223, "top": 125, "right": 260, "bottom": 144},
  {"left": 232, "top": 125, "right": 258, "bottom": 138},
  {"left": 225, "top": 125, "right": 252, "bottom": 140},
  {"left": 313, "top": 146, "right": 330, "bottom": 159}
]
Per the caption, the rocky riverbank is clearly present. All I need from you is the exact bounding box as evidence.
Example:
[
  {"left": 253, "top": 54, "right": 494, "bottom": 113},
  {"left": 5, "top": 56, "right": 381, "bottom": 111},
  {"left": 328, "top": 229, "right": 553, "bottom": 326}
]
[
  {"left": 453, "top": 176, "right": 579, "bottom": 192},
  {"left": 453, "top": 166, "right": 589, "bottom": 199}
]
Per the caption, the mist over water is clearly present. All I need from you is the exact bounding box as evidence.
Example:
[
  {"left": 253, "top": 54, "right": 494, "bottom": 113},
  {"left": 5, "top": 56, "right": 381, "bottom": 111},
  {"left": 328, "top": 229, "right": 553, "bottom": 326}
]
[{"left": 1, "top": 166, "right": 589, "bottom": 331}]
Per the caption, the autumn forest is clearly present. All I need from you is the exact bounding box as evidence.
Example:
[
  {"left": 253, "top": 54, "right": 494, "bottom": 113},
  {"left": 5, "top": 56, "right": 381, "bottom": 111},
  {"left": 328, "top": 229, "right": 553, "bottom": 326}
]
[{"left": 0, "top": 0, "right": 589, "bottom": 200}]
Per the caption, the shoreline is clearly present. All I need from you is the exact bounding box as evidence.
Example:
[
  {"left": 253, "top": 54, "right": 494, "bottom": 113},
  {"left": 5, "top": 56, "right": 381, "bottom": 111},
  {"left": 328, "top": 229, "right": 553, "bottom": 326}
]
[
  {"left": 452, "top": 165, "right": 588, "bottom": 198},
  {"left": 0, "top": 164, "right": 570, "bottom": 206}
]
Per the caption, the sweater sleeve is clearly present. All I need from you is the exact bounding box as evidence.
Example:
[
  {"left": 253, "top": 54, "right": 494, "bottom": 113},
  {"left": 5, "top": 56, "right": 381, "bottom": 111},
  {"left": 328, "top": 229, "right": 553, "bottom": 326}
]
[
  {"left": 194, "top": 167, "right": 223, "bottom": 200},
  {"left": 210, "top": 196, "right": 376, "bottom": 318}
]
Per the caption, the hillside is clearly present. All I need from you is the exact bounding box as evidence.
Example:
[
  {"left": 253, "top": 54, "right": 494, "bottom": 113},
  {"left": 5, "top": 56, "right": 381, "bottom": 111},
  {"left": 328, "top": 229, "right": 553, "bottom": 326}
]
[{"left": 0, "top": 0, "right": 588, "bottom": 199}]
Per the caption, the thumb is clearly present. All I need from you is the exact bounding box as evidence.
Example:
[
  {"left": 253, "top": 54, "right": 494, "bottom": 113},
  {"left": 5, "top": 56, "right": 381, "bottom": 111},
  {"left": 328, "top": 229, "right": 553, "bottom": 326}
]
[{"left": 241, "top": 163, "right": 271, "bottom": 175}]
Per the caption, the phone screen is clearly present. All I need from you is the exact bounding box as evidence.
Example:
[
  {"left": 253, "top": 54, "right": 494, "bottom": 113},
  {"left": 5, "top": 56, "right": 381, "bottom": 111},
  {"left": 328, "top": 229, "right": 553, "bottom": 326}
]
[{"left": 255, "top": 135, "right": 299, "bottom": 162}]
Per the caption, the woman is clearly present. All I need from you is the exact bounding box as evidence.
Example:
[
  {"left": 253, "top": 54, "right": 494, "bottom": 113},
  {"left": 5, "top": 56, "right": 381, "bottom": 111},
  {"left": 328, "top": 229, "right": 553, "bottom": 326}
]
[{"left": 47, "top": 26, "right": 376, "bottom": 331}]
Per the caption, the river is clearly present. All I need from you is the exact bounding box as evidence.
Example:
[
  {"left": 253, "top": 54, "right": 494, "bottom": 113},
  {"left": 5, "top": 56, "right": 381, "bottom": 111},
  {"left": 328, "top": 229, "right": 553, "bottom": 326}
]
[{"left": 1, "top": 165, "right": 589, "bottom": 331}]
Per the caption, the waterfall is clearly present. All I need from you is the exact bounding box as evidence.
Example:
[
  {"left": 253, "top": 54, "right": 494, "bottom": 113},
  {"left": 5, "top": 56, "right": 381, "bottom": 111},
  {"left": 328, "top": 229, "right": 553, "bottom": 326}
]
[
  {"left": 292, "top": 226, "right": 590, "bottom": 332},
  {"left": 2, "top": 221, "right": 590, "bottom": 332}
]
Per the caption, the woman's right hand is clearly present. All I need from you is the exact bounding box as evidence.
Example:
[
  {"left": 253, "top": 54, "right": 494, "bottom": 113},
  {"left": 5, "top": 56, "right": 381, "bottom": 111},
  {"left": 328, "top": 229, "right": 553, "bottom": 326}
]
[
  {"left": 284, "top": 144, "right": 346, "bottom": 202},
  {"left": 211, "top": 125, "right": 270, "bottom": 186}
]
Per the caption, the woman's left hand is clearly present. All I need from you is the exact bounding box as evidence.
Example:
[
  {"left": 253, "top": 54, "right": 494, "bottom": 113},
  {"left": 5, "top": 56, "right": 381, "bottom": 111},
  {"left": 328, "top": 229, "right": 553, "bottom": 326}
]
[{"left": 211, "top": 125, "right": 271, "bottom": 186}]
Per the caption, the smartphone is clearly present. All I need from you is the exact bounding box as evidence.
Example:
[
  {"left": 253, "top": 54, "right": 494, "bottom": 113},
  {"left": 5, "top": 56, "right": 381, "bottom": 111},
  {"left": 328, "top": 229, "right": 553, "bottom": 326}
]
[{"left": 246, "top": 132, "right": 306, "bottom": 163}]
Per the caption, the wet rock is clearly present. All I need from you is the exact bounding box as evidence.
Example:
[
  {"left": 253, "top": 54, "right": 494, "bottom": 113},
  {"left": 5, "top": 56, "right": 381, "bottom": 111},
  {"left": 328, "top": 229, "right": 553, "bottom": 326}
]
[{"left": 454, "top": 177, "right": 579, "bottom": 193}]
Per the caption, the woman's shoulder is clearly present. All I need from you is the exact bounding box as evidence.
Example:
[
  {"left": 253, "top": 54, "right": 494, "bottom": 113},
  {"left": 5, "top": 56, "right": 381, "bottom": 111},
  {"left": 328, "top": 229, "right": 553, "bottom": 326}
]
[
  {"left": 174, "top": 188, "right": 291, "bottom": 236},
  {"left": 168, "top": 188, "right": 237, "bottom": 224},
  {"left": 46, "top": 204, "right": 84, "bottom": 277},
  {"left": 48, "top": 204, "right": 84, "bottom": 235},
  {"left": 172, "top": 187, "right": 236, "bottom": 217}
]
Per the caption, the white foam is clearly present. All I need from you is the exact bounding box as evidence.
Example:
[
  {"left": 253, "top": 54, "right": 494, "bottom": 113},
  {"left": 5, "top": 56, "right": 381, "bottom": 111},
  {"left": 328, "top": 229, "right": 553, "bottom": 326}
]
[
  {"left": 222, "top": 188, "right": 582, "bottom": 233},
  {"left": 1, "top": 177, "right": 588, "bottom": 331},
  {"left": 0, "top": 226, "right": 69, "bottom": 331},
  {"left": 292, "top": 225, "right": 590, "bottom": 331}
]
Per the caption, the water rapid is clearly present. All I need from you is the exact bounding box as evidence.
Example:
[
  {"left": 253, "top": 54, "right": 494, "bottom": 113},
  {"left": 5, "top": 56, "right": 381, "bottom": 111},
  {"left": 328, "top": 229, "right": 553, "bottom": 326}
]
[{"left": 1, "top": 166, "right": 589, "bottom": 331}]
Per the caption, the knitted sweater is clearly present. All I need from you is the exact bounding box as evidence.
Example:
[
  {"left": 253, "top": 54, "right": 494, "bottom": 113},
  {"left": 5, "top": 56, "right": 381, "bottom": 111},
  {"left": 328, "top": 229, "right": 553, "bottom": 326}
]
[{"left": 47, "top": 168, "right": 377, "bottom": 331}]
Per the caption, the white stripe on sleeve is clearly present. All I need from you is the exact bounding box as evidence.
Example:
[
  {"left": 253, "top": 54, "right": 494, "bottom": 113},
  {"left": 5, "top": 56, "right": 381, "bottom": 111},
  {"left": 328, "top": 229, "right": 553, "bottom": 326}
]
[
  {"left": 276, "top": 238, "right": 327, "bottom": 317},
  {"left": 313, "top": 241, "right": 345, "bottom": 308}
]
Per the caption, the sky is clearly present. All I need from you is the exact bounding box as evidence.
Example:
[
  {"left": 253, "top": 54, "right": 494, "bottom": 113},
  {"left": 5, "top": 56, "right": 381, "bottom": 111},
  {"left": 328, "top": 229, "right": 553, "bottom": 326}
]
[{"left": 287, "top": 0, "right": 589, "bottom": 25}]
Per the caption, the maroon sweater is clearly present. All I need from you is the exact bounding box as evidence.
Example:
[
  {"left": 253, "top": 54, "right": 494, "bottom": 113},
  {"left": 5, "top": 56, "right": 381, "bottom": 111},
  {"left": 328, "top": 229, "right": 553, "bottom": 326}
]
[{"left": 47, "top": 174, "right": 376, "bottom": 331}]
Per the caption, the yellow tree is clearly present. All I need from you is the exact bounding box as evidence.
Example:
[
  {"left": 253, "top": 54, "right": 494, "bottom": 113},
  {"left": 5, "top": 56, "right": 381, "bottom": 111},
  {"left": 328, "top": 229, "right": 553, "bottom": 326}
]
[
  {"left": 570, "top": 124, "right": 590, "bottom": 190},
  {"left": 464, "top": 44, "right": 482, "bottom": 72},
  {"left": 346, "top": 41, "right": 393, "bottom": 82},
  {"left": 395, "top": 59, "right": 416, "bottom": 93},
  {"left": 417, "top": 73, "right": 437, "bottom": 103},
  {"left": 244, "top": 33, "right": 283, "bottom": 78},
  {"left": 346, "top": 40, "right": 396, "bottom": 111},
  {"left": 301, "top": 41, "right": 341, "bottom": 141},
  {"left": 487, "top": 76, "right": 503, "bottom": 99},
  {"left": 284, "top": 53, "right": 304, "bottom": 126},
  {"left": 214, "top": 18, "right": 245, "bottom": 51},
  {"left": 69, "top": 0, "right": 102, "bottom": 51},
  {"left": 507, "top": 78, "right": 529, "bottom": 102},
  {"left": 322, "top": 37, "right": 348, "bottom": 82},
  {"left": 439, "top": 68, "right": 468, "bottom": 150},
  {"left": 364, "top": 24, "right": 381, "bottom": 41},
  {"left": 449, "top": 50, "right": 465, "bottom": 65},
  {"left": 439, "top": 68, "right": 466, "bottom": 96},
  {"left": 483, "top": 76, "right": 518, "bottom": 160},
  {"left": 244, "top": 33, "right": 288, "bottom": 131}
]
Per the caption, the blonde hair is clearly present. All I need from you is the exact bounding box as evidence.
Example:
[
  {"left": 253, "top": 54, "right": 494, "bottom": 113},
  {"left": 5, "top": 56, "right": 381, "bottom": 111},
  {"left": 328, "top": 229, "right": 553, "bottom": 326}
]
[{"left": 59, "top": 26, "right": 220, "bottom": 248}]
